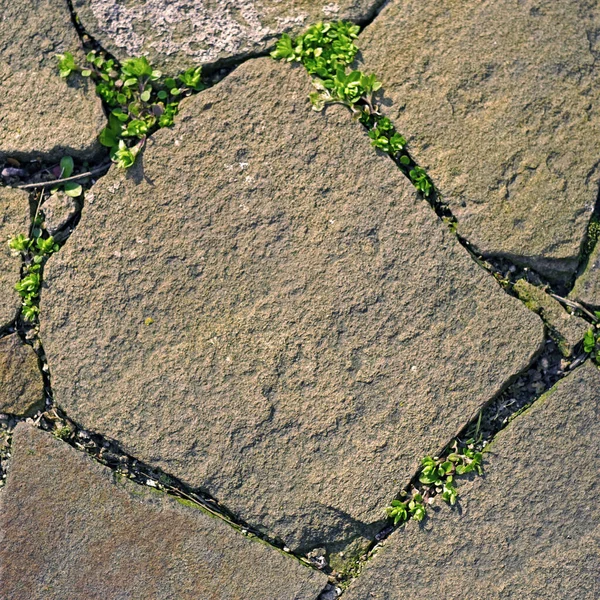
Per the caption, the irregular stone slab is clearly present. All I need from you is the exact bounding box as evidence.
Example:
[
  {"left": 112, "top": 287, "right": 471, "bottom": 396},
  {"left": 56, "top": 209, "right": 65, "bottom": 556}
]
[
  {"left": 358, "top": 0, "right": 600, "bottom": 282},
  {"left": 513, "top": 279, "right": 589, "bottom": 356},
  {"left": 0, "top": 334, "right": 44, "bottom": 416},
  {"left": 72, "top": 0, "right": 381, "bottom": 71},
  {"left": 0, "top": 424, "right": 327, "bottom": 600},
  {"left": 0, "top": 0, "right": 105, "bottom": 161},
  {"left": 0, "top": 188, "right": 30, "bottom": 328},
  {"left": 42, "top": 191, "right": 81, "bottom": 242},
  {"left": 344, "top": 362, "right": 600, "bottom": 600},
  {"left": 571, "top": 242, "right": 600, "bottom": 306},
  {"left": 41, "top": 58, "right": 543, "bottom": 552}
]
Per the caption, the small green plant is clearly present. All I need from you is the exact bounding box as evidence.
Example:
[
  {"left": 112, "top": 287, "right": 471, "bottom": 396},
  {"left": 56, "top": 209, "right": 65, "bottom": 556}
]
[
  {"left": 385, "top": 491, "right": 426, "bottom": 524},
  {"left": 385, "top": 441, "right": 484, "bottom": 526},
  {"left": 51, "top": 156, "right": 83, "bottom": 197},
  {"left": 9, "top": 217, "right": 59, "bottom": 322},
  {"left": 583, "top": 318, "right": 600, "bottom": 364},
  {"left": 57, "top": 51, "right": 205, "bottom": 168},
  {"left": 271, "top": 22, "right": 434, "bottom": 196}
]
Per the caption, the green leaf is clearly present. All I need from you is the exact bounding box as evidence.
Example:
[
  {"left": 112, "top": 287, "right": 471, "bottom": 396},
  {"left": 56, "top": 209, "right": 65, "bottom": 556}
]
[
  {"left": 99, "top": 127, "right": 119, "bottom": 148},
  {"left": 63, "top": 183, "right": 82, "bottom": 197},
  {"left": 60, "top": 156, "right": 74, "bottom": 178},
  {"left": 140, "top": 89, "right": 151, "bottom": 102}
]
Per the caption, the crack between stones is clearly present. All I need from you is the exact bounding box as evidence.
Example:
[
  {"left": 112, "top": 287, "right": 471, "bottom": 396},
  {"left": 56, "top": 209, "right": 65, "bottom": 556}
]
[{"left": 325, "top": 333, "right": 595, "bottom": 596}]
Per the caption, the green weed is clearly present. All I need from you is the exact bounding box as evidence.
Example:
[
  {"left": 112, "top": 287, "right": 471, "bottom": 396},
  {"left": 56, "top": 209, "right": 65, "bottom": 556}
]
[
  {"left": 9, "top": 218, "right": 59, "bottom": 322},
  {"left": 57, "top": 52, "right": 204, "bottom": 168},
  {"left": 583, "top": 316, "right": 600, "bottom": 364},
  {"left": 385, "top": 441, "right": 484, "bottom": 526},
  {"left": 271, "top": 21, "right": 434, "bottom": 196}
]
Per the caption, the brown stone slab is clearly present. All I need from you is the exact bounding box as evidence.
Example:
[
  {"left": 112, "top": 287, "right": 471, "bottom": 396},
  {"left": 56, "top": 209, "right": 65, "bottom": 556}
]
[
  {"left": 0, "top": 187, "right": 30, "bottom": 328},
  {"left": 0, "top": 333, "right": 44, "bottom": 416},
  {"left": 0, "top": 423, "right": 327, "bottom": 600},
  {"left": 344, "top": 362, "right": 600, "bottom": 600},
  {"left": 0, "top": 0, "right": 105, "bottom": 161},
  {"left": 571, "top": 242, "right": 600, "bottom": 306},
  {"left": 358, "top": 0, "right": 600, "bottom": 281},
  {"left": 41, "top": 58, "right": 543, "bottom": 552}
]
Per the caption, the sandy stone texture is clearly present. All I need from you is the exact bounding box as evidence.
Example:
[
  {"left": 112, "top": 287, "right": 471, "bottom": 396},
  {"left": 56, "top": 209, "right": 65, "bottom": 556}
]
[
  {"left": 513, "top": 279, "right": 589, "bottom": 356},
  {"left": 0, "top": 187, "right": 30, "bottom": 328},
  {"left": 358, "top": 0, "right": 600, "bottom": 282},
  {"left": 0, "top": 333, "right": 44, "bottom": 416},
  {"left": 344, "top": 361, "right": 600, "bottom": 599},
  {"left": 571, "top": 242, "right": 600, "bottom": 306},
  {"left": 72, "top": 0, "right": 383, "bottom": 71},
  {"left": 0, "top": 423, "right": 327, "bottom": 600},
  {"left": 0, "top": 0, "right": 105, "bottom": 161},
  {"left": 41, "top": 58, "right": 543, "bottom": 552}
]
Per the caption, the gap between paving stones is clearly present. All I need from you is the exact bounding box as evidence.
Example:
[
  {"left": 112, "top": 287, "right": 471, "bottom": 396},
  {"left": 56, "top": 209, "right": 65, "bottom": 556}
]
[
  {"left": 323, "top": 338, "right": 595, "bottom": 595},
  {"left": 1, "top": 10, "right": 597, "bottom": 598}
]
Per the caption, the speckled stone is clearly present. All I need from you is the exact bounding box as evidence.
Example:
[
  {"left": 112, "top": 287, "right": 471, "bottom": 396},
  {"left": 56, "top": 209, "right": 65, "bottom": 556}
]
[
  {"left": 0, "top": 0, "right": 105, "bottom": 161},
  {"left": 344, "top": 361, "right": 600, "bottom": 600},
  {"left": 72, "top": 0, "right": 383, "bottom": 70},
  {"left": 0, "top": 423, "right": 327, "bottom": 600},
  {"left": 0, "top": 334, "right": 44, "bottom": 416},
  {"left": 358, "top": 0, "right": 600, "bottom": 282}
]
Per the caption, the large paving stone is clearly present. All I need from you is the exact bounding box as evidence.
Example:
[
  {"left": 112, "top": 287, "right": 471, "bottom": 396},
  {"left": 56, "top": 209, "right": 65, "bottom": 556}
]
[
  {"left": 0, "top": 423, "right": 327, "bottom": 599},
  {"left": 344, "top": 361, "right": 600, "bottom": 600},
  {"left": 571, "top": 242, "right": 600, "bottom": 306},
  {"left": 41, "top": 58, "right": 543, "bottom": 552},
  {"left": 0, "top": 333, "right": 44, "bottom": 416},
  {"left": 358, "top": 0, "right": 600, "bottom": 282},
  {"left": 72, "top": 0, "right": 381, "bottom": 71},
  {"left": 0, "top": 187, "right": 30, "bottom": 328},
  {"left": 0, "top": 0, "right": 105, "bottom": 161}
]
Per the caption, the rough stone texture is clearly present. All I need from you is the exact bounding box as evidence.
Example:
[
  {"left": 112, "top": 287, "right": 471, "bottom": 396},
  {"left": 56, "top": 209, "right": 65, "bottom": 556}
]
[
  {"left": 0, "top": 0, "right": 105, "bottom": 161},
  {"left": 0, "top": 424, "right": 327, "bottom": 600},
  {"left": 73, "top": 0, "right": 382, "bottom": 71},
  {"left": 344, "top": 362, "right": 600, "bottom": 600},
  {"left": 513, "top": 279, "right": 589, "bottom": 356},
  {"left": 42, "top": 191, "right": 81, "bottom": 242},
  {"left": 571, "top": 242, "right": 600, "bottom": 306},
  {"left": 358, "top": 0, "right": 600, "bottom": 282},
  {"left": 0, "top": 334, "right": 44, "bottom": 416},
  {"left": 41, "top": 58, "right": 543, "bottom": 552},
  {"left": 0, "top": 187, "right": 30, "bottom": 328}
]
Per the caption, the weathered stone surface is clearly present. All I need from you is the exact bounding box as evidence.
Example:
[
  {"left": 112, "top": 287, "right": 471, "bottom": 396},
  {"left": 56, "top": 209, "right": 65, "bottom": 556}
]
[
  {"left": 0, "top": 424, "right": 327, "bottom": 599},
  {"left": 42, "top": 58, "right": 543, "bottom": 551},
  {"left": 571, "top": 242, "right": 600, "bottom": 306},
  {"left": 0, "top": 0, "right": 105, "bottom": 161},
  {"left": 358, "top": 0, "right": 600, "bottom": 281},
  {"left": 42, "top": 191, "right": 81, "bottom": 242},
  {"left": 513, "top": 279, "right": 589, "bottom": 356},
  {"left": 73, "top": 0, "right": 381, "bottom": 71},
  {"left": 0, "top": 334, "right": 44, "bottom": 416},
  {"left": 344, "top": 362, "right": 600, "bottom": 600},
  {"left": 0, "top": 187, "right": 29, "bottom": 328}
]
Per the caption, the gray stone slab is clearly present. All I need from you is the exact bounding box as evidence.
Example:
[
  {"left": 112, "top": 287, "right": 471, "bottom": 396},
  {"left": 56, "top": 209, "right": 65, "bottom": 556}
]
[
  {"left": 72, "top": 0, "right": 382, "bottom": 71},
  {"left": 41, "top": 58, "right": 543, "bottom": 552},
  {"left": 0, "top": 0, "right": 105, "bottom": 161},
  {"left": 571, "top": 242, "right": 600, "bottom": 306},
  {"left": 0, "top": 188, "right": 30, "bottom": 328},
  {"left": 0, "top": 423, "right": 327, "bottom": 600},
  {"left": 358, "top": 0, "right": 600, "bottom": 282},
  {"left": 344, "top": 361, "right": 600, "bottom": 600},
  {"left": 0, "top": 333, "right": 44, "bottom": 416}
]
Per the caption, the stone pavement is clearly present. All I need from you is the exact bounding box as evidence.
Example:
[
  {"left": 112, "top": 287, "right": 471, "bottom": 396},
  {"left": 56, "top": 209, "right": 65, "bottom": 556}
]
[
  {"left": 343, "top": 362, "right": 600, "bottom": 600},
  {"left": 0, "top": 0, "right": 599, "bottom": 598}
]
